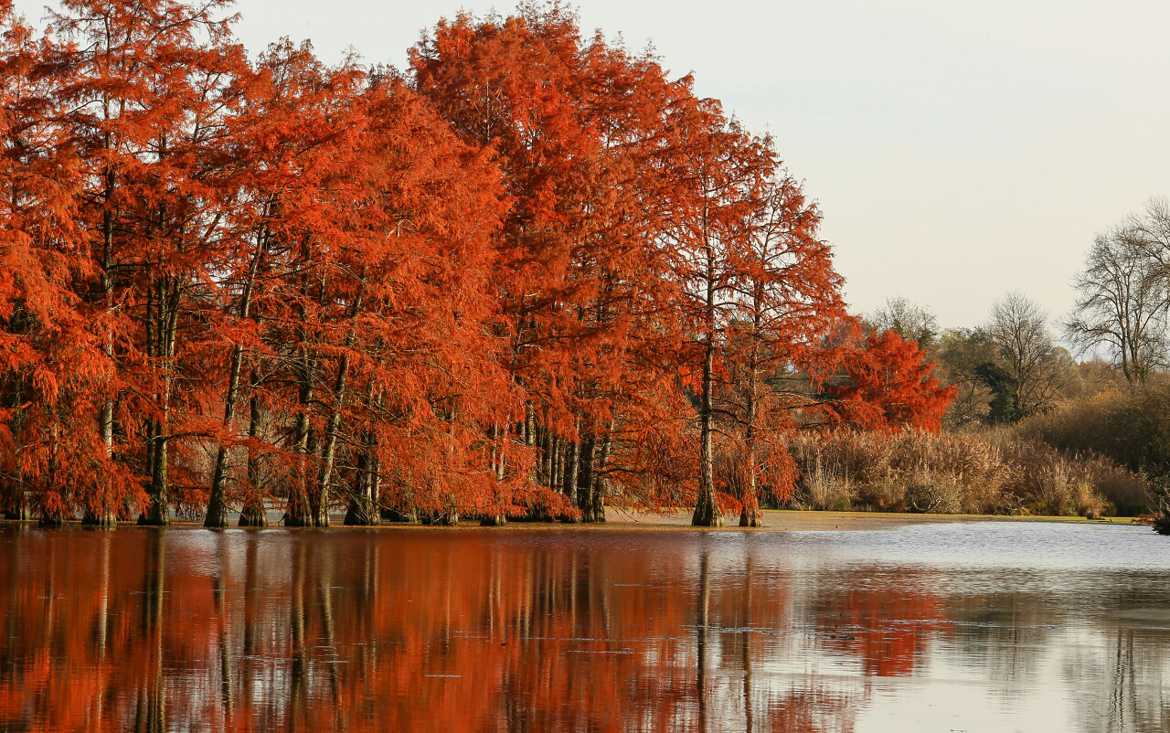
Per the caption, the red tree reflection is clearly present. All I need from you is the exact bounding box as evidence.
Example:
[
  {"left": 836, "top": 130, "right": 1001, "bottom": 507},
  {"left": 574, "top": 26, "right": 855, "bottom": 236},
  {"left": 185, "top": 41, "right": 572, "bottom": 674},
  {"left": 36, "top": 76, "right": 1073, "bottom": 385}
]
[
  {"left": 0, "top": 529, "right": 864, "bottom": 731},
  {"left": 815, "top": 571, "right": 949, "bottom": 677}
]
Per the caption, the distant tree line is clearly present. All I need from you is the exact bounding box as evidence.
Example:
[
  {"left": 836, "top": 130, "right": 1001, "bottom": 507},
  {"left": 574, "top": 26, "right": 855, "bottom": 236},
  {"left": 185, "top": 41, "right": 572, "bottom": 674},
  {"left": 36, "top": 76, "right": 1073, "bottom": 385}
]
[
  {"left": 870, "top": 198, "right": 1170, "bottom": 431},
  {"left": 868, "top": 293, "right": 1075, "bottom": 427},
  {"left": 866, "top": 199, "right": 1170, "bottom": 525}
]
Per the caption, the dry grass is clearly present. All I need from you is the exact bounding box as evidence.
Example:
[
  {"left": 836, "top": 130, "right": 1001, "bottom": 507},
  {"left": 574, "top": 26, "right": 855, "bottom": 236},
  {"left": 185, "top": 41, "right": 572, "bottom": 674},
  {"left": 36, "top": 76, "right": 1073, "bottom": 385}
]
[{"left": 788, "top": 429, "right": 1149, "bottom": 517}]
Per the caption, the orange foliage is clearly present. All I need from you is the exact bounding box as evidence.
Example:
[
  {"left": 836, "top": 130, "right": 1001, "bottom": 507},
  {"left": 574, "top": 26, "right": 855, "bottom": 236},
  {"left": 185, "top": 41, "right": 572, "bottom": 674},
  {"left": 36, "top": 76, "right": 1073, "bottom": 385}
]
[
  {"left": 826, "top": 327, "right": 956, "bottom": 432},
  {"left": 0, "top": 0, "right": 935, "bottom": 525}
]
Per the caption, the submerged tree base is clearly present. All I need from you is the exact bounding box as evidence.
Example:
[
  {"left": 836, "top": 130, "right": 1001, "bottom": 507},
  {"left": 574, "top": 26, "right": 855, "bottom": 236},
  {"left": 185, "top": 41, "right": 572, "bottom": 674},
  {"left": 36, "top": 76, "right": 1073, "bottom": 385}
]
[
  {"left": 344, "top": 502, "right": 380, "bottom": 526},
  {"left": 423, "top": 512, "right": 460, "bottom": 526},
  {"left": 739, "top": 510, "right": 762, "bottom": 528},
  {"left": 82, "top": 511, "right": 117, "bottom": 529},
  {"left": 238, "top": 504, "right": 267, "bottom": 527},
  {"left": 380, "top": 507, "right": 420, "bottom": 524},
  {"left": 579, "top": 510, "right": 606, "bottom": 523},
  {"left": 203, "top": 507, "right": 229, "bottom": 529},
  {"left": 4, "top": 507, "right": 30, "bottom": 522},
  {"left": 692, "top": 500, "right": 723, "bottom": 527}
]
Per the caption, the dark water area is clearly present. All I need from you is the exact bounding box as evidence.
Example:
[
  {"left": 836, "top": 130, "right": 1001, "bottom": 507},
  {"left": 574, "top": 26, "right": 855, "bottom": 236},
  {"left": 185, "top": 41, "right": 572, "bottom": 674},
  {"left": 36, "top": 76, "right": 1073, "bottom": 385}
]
[{"left": 1, "top": 522, "right": 1169, "bottom": 732}]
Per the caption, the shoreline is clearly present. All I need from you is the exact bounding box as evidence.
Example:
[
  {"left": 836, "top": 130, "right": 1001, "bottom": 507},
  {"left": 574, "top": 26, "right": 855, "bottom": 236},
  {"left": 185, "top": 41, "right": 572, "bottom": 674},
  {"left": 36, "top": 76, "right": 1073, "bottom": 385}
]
[{"left": 1, "top": 508, "right": 1146, "bottom": 533}]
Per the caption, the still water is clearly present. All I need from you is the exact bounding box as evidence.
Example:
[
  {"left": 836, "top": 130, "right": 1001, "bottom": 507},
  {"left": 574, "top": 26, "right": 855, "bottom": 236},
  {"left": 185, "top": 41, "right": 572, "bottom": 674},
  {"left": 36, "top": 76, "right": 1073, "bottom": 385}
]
[{"left": 1, "top": 521, "right": 1168, "bottom": 732}]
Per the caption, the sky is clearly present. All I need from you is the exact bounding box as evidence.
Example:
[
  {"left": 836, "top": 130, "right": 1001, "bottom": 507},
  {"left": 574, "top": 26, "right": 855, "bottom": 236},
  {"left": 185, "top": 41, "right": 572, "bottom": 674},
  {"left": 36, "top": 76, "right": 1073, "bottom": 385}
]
[{"left": 14, "top": 0, "right": 1170, "bottom": 332}]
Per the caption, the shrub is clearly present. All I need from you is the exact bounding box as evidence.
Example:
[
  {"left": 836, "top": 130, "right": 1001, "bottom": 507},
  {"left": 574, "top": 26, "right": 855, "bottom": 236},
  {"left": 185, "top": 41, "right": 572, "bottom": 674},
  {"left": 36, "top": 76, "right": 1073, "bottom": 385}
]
[
  {"left": 1082, "top": 458, "right": 1148, "bottom": 516},
  {"left": 1019, "top": 380, "right": 1170, "bottom": 475},
  {"left": 1150, "top": 479, "right": 1170, "bottom": 535}
]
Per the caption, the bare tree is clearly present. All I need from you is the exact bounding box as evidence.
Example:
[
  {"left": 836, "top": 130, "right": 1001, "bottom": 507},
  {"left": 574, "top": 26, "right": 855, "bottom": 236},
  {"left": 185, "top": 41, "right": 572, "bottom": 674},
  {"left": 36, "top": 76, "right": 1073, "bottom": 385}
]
[
  {"left": 988, "top": 293, "right": 1064, "bottom": 417},
  {"left": 936, "top": 327, "right": 995, "bottom": 427},
  {"left": 1128, "top": 197, "right": 1170, "bottom": 269},
  {"left": 869, "top": 297, "right": 938, "bottom": 349},
  {"left": 1066, "top": 225, "right": 1166, "bottom": 383}
]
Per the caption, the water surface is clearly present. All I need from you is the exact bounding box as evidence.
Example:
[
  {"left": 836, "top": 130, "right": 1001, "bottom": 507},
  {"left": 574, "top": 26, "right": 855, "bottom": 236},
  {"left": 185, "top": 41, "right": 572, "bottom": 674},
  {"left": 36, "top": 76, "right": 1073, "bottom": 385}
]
[{"left": 1, "top": 521, "right": 1168, "bottom": 731}]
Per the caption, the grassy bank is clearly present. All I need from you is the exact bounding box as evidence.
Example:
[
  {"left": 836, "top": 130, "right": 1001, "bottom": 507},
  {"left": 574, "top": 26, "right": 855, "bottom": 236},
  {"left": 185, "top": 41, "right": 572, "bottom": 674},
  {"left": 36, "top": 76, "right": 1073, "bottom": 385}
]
[{"left": 602, "top": 507, "right": 1143, "bottom": 530}]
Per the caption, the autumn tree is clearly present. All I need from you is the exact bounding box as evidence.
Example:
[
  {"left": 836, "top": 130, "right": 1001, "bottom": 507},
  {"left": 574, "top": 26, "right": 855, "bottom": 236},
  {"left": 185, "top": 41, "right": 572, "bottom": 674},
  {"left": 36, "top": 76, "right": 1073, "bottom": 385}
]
[
  {"left": 934, "top": 328, "right": 997, "bottom": 427},
  {"left": 0, "top": 3, "right": 108, "bottom": 524},
  {"left": 659, "top": 96, "right": 772, "bottom": 526},
  {"left": 0, "top": 0, "right": 857, "bottom": 528},
  {"left": 322, "top": 75, "right": 511, "bottom": 527},
  {"left": 724, "top": 172, "right": 843, "bottom": 525},
  {"left": 868, "top": 297, "right": 939, "bottom": 351},
  {"left": 411, "top": 7, "right": 690, "bottom": 523},
  {"left": 51, "top": 0, "right": 249, "bottom": 525},
  {"left": 827, "top": 327, "right": 955, "bottom": 432},
  {"left": 411, "top": 8, "right": 599, "bottom": 524}
]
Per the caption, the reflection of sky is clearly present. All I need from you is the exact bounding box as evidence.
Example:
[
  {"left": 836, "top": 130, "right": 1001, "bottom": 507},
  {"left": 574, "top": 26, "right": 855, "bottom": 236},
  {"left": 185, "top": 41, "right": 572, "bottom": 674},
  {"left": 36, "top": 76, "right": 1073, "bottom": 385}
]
[{"left": 628, "top": 523, "right": 1170, "bottom": 731}]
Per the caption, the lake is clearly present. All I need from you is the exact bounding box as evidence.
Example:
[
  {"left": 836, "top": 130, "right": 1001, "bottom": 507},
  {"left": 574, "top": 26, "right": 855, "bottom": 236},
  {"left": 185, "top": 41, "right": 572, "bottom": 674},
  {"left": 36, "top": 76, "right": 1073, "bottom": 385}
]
[{"left": 1, "top": 521, "right": 1168, "bottom": 731}]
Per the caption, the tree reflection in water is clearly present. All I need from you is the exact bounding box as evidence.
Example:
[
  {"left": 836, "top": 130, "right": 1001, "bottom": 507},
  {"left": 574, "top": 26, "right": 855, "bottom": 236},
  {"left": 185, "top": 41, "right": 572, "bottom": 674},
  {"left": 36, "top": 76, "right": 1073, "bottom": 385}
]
[{"left": 0, "top": 526, "right": 1168, "bottom": 731}]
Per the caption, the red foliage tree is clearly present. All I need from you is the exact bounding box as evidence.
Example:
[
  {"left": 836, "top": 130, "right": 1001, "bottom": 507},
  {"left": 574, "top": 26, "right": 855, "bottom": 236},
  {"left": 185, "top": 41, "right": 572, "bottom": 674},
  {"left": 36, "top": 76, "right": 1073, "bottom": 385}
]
[
  {"left": 0, "top": 0, "right": 881, "bottom": 528},
  {"left": 723, "top": 172, "right": 844, "bottom": 525},
  {"left": 411, "top": 7, "right": 694, "bottom": 523},
  {"left": 826, "top": 327, "right": 956, "bottom": 432},
  {"left": 50, "top": 0, "right": 250, "bottom": 525},
  {"left": 0, "top": 4, "right": 107, "bottom": 525}
]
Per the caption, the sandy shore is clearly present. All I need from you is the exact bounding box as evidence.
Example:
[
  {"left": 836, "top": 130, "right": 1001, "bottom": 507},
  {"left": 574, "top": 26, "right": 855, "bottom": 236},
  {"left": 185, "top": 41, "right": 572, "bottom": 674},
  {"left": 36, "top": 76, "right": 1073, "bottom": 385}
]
[{"left": 596, "top": 507, "right": 1143, "bottom": 531}]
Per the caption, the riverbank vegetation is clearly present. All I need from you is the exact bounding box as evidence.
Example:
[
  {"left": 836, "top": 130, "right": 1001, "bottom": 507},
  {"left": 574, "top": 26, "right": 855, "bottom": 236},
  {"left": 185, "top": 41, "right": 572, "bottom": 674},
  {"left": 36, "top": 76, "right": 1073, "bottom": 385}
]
[{"left": 0, "top": 0, "right": 1165, "bottom": 530}]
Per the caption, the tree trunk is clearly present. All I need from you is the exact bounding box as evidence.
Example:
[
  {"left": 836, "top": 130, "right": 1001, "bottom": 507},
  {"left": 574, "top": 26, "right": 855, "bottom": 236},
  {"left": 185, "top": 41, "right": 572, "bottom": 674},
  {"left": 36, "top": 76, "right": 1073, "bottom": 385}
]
[
  {"left": 740, "top": 296, "right": 764, "bottom": 528},
  {"left": 588, "top": 429, "right": 611, "bottom": 523},
  {"left": 141, "top": 278, "right": 177, "bottom": 526},
  {"left": 482, "top": 418, "right": 507, "bottom": 526},
  {"left": 693, "top": 325, "right": 721, "bottom": 526},
  {"left": 381, "top": 504, "right": 419, "bottom": 524},
  {"left": 86, "top": 198, "right": 117, "bottom": 529},
  {"left": 206, "top": 230, "right": 265, "bottom": 528},
  {"left": 344, "top": 429, "right": 379, "bottom": 526},
  {"left": 85, "top": 377, "right": 117, "bottom": 528},
  {"left": 313, "top": 351, "right": 348, "bottom": 528},
  {"left": 238, "top": 381, "right": 267, "bottom": 527},
  {"left": 4, "top": 488, "right": 29, "bottom": 521},
  {"left": 285, "top": 240, "right": 316, "bottom": 527},
  {"left": 576, "top": 434, "right": 595, "bottom": 520},
  {"left": 739, "top": 387, "right": 761, "bottom": 528},
  {"left": 204, "top": 340, "right": 245, "bottom": 528},
  {"left": 562, "top": 436, "right": 580, "bottom": 502},
  {"left": 316, "top": 275, "right": 364, "bottom": 527},
  {"left": 693, "top": 240, "right": 722, "bottom": 527},
  {"left": 284, "top": 359, "right": 312, "bottom": 526}
]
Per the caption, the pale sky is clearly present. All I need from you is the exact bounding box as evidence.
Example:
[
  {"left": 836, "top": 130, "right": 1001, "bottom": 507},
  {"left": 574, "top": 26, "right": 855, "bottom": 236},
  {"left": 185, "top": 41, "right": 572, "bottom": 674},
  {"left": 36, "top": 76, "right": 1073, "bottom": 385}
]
[{"left": 15, "top": 0, "right": 1170, "bottom": 331}]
